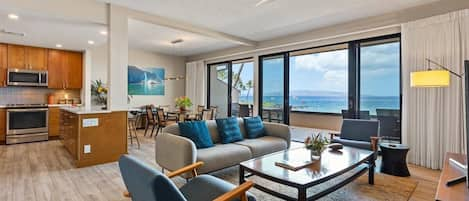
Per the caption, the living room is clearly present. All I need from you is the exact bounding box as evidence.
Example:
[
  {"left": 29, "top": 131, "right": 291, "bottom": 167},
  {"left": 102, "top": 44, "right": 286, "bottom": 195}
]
[{"left": 1, "top": 0, "right": 469, "bottom": 201}]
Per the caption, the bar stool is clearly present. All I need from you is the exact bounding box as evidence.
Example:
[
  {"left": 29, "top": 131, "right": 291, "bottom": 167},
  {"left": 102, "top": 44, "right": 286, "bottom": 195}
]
[{"left": 128, "top": 112, "right": 140, "bottom": 149}]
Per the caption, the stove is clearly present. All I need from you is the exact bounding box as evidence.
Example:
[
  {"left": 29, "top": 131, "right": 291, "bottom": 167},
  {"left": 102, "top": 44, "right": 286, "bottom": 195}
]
[
  {"left": 5, "top": 104, "right": 49, "bottom": 144},
  {"left": 5, "top": 104, "right": 49, "bottom": 108}
]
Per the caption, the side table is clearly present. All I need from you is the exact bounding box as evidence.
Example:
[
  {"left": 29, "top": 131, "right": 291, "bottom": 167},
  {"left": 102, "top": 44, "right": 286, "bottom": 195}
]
[{"left": 380, "top": 143, "right": 410, "bottom": 177}]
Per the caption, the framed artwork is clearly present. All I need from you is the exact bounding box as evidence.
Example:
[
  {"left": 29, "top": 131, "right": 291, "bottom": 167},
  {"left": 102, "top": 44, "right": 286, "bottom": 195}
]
[{"left": 128, "top": 65, "right": 165, "bottom": 95}]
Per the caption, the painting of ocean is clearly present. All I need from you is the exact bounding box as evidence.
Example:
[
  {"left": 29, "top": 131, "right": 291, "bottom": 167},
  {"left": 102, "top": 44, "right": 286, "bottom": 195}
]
[{"left": 128, "top": 65, "right": 165, "bottom": 95}]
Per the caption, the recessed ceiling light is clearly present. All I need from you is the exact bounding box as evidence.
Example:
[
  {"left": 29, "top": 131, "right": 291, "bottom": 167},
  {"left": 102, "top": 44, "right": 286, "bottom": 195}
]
[
  {"left": 8, "top": 14, "right": 19, "bottom": 20},
  {"left": 171, "top": 39, "right": 184, "bottom": 44},
  {"left": 88, "top": 40, "right": 95, "bottom": 45},
  {"left": 56, "top": 44, "right": 63, "bottom": 48},
  {"left": 100, "top": 30, "right": 108, "bottom": 35}
]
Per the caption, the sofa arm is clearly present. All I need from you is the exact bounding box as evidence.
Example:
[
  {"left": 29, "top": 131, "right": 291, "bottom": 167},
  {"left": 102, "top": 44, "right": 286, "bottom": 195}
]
[
  {"left": 263, "top": 122, "right": 291, "bottom": 148},
  {"left": 155, "top": 133, "right": 197, "bottom": 172}
]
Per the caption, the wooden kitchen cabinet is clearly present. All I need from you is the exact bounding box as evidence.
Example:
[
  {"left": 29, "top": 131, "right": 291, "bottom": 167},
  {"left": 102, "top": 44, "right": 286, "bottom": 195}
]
[
  {"left": 47, "top": 49, "right": 83, "bottom": 89},
  {"left": 48, "top": 107, "right": 60, "bottom": 137},
  {"left": 0, "top": 109, "right": 5, "bottom": 144},
  {"left": 0, "top": 44, "right": 6, "bottom": 87},
  {"left": 7, "top": 44, "right": 47, "bottom": 70}
]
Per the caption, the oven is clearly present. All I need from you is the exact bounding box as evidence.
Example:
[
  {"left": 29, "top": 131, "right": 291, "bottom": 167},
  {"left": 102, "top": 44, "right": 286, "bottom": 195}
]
[
  {"left": 7, "top": 69, "right": 48, "bottom": 87},
  {"left": 6, "top": 107, "right": 49, "bottom": 144}
]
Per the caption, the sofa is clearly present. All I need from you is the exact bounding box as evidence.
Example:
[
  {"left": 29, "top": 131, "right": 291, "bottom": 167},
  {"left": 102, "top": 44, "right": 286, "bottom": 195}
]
[{"left": 155, "top": 118, "right": 291, "bottom": 174}]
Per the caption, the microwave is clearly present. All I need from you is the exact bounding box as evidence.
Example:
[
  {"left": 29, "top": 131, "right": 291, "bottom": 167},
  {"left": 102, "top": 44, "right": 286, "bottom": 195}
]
[{"left": 7, "top": 69, "right": 48, "bottom": 87}]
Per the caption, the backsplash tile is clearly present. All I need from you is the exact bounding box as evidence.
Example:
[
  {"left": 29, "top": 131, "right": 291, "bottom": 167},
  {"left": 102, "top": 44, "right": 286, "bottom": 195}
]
[{"left": 0, "top": 87, "right": 80, "bottom": 104}]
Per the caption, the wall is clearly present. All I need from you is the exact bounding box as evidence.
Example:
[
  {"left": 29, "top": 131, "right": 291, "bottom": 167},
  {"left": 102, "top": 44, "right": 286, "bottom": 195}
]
[
  {"left": 89, "top": 45, "right": 186, "bottom": 107},
  {"left": 0, "top": 87, "right": 80, "bottom": 105}
]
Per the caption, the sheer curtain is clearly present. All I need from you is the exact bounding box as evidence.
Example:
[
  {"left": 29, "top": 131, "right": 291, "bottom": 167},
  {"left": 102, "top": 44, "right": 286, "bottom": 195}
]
[
  {"left": 185, "top": 61, "right": 206, "bottom": 107},
  {"left": 402, "top": 9, "right": 469, "bottom": 169}
]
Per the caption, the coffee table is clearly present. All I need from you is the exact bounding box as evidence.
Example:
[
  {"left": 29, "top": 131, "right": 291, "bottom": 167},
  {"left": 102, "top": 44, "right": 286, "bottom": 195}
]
[{"left": 239, "top": 146, "right": 376, "bottom": 201}]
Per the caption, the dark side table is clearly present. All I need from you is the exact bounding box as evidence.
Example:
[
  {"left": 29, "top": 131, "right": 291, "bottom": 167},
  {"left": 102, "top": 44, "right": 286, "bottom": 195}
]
[{"left": 380, "top": 143, "right": 410, "bottom": 177}]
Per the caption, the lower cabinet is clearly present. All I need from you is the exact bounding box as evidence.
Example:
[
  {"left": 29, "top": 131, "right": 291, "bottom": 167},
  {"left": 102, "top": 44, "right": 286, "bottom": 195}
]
[{"left": 48, "top": 107, "right": 60, "bottom": 137}]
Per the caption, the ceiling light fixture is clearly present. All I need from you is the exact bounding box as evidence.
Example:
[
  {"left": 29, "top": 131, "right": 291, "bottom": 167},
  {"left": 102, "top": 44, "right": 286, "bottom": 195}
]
[
  {"left": 56, "top": 44, "right": 63, "bottom": 48},
  {"left": 8, "top": 14, "right": 19, "bottom": 20},
  {"left": 88, "top": 40, "right": 95, "bottom": 45},
  {"left": 100, "top": 30, "right": 108, "bottom": 35},
  {"left": 0, "top": 29, "right": 25, "bottom": 37},
  {"left": 255, "top": 0, "right": 276, "bottom": 7},
  {"left": 171, "top": 39, "right": 184, "bottom": 45}
]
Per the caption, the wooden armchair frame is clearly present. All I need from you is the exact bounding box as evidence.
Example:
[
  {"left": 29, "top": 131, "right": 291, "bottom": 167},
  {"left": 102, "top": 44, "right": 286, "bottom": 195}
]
[
  {"left": 124, "top": 161, "right": 254, "bottom": 201},
  {"left": 329, "top": 132, "right": 380, "bottom": 152}
]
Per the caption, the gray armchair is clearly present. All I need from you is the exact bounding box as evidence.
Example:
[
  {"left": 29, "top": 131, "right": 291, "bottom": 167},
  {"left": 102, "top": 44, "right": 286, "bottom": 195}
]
[
  {"left": 330, "top": 119, "right": 380, "bottom": 151},
  {"left": 118, "top": 155, "right": 256, "bottom": 201}
]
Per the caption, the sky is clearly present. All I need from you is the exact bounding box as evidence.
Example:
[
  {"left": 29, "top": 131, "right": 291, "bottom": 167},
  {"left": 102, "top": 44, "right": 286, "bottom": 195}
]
[{"left": 263, "top": 42, "right": 400, "bottom": 97}]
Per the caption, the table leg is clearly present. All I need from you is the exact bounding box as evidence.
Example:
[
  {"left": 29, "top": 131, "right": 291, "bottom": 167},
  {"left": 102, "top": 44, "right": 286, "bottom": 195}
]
[
  {"left": 239, "top": 166, "right": 245, "bottom": 185},
  {"left": 368, "top": 156, "right": 375, "bottom": 185},
  {"left": 298, "top": 187, "right": 307, "bottom": 201}
]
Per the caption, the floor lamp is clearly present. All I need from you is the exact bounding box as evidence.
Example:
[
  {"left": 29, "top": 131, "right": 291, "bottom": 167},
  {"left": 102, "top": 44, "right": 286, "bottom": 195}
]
[{"left": 410, "top": 58, "right": 467, "bottom": 186}]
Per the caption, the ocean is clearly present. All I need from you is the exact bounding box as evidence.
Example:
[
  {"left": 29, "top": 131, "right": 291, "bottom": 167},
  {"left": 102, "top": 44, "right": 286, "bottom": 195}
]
[{"left": 239, "top": 96, "right": 400, "bottom": 115}]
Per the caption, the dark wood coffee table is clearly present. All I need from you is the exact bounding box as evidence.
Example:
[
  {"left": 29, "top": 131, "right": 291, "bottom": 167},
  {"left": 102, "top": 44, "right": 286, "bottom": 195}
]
[{"left": 239, "top": 146, "right": 376, "bottom": 201}]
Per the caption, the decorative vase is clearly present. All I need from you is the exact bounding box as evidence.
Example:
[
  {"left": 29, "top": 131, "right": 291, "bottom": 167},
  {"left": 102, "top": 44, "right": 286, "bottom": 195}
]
[
  {"left": 310, "top": 149, "right": 323, "bottom": 160},
  {"left": 179, "top": 106, "right": 186, "bottom": 112}
]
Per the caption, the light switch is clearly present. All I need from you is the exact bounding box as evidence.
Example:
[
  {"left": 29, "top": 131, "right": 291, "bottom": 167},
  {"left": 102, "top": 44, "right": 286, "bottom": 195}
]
[{"left": 84, "top": 144, "right": 91, "bottom": 154}]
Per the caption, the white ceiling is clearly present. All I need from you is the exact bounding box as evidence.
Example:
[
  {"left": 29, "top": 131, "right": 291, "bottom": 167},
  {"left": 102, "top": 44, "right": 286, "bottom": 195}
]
[
  {"left": 103, "top": 0, "right": 439, "bottom": 42},
  {"left": 128, "top": 19, "right": 237, "bottom": 56},
  {"left": 0, "top": 9, "right": 107, "bottom": 51}
]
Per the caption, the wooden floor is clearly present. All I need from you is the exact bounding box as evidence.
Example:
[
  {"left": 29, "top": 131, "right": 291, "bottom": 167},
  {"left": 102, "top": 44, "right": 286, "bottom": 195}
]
[{"left": 0, "top": 130, "right": 441, "bottom": 201}]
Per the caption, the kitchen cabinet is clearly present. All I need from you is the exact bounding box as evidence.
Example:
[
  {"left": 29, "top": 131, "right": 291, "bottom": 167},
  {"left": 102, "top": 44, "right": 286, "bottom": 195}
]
[
  {"left": 47, "top": 49, "right": 83, "bottom": 89},
  {"left": 0, "top": 44, "right": 6, "bottom": 87},
  {"left": 48, "top": 107, "right": 60, "bottom": 137},
  {"left": 7, "top": 44, "right": 47, "bottom": 70},
  {"left": 0, "top": 109, "right": 5, "bottom": 144}
]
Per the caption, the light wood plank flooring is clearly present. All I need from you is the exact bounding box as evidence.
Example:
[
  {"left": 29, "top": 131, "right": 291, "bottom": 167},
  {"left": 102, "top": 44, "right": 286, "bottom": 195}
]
[{"left": 0, "top": 130, "right": 440, "bottom": 201}]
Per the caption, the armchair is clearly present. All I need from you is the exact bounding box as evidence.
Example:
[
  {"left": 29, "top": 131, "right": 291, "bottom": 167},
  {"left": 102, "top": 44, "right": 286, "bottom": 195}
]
[
  {"left": 329, "top": 119, "right": 380, "bottom": 151},
  {"left": 118, "top": 155, "right": 256, "bottom": 201}
]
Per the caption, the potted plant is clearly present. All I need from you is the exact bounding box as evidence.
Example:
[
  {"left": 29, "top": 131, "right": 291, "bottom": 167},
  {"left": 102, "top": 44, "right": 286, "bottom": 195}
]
[
  {"left": 175, "top": 96, "right": 192, "bottom": 112},
  {"left": 304, "top": 133, "right": 329, "bottom": 160},
  {"left": 91, "top": 80, "right": 108, "bottom": 110}
]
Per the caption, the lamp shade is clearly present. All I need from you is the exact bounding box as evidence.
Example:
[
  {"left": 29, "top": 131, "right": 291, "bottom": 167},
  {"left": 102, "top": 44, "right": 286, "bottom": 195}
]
[{"left": 410, "top": 70, "right": 450, "bottom": 87}]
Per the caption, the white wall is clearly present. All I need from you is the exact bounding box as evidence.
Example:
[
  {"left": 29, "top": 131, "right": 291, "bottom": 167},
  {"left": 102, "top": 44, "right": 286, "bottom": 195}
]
[{"left": 89, "top": 45, "right": 185, "bottom": 107}]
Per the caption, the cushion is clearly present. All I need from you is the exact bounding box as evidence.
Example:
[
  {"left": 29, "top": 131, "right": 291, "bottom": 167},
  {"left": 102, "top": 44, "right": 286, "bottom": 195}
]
[
  {"left": 340, "top": 119, "right": 379, "bottom": 142},
  {"left": 178, "top": 121, "right": 213, "bottom": 149},
  {"left": 180, "top": 175, "right": 256, "bottom": 201},
  {"left": 215, "top": 117, "right": 243, "bottom": 144},
  {"left": 196, "top": 144, "right": 252, "bottom": 174},
  {"left": 243, "top": 116, "right": 266, "bottom": 139},
  {"left": 234, "top": 136, "right": 288, "bottom": 157},
  {"left": 331, "top": 137, "right": 372, "bottom": 150}
]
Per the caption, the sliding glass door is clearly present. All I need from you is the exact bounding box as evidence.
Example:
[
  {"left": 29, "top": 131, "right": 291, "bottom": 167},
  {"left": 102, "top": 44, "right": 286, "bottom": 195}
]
[
  {"left": 259, "top": 54, "right": 288, "bottom": 124},
  {"left": 359, "top": 38, "right": 401, "bottom": 141},
  {"left": 208, "top": 59, "right": 254, "bottom": 118}
]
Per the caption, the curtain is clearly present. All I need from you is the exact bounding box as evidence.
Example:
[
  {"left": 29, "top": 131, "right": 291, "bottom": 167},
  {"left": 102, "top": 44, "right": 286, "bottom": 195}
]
[
  {"left": 185, "top": 61, "right": 206, "bottom": 107},
  {"left": 402, "top": 9, "right": 469, "bottom": 169}
]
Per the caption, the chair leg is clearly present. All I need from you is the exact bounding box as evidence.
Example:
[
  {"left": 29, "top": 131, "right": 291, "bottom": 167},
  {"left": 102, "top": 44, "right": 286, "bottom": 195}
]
[
  {"left": 133, "top": 121, "right": 140, "bottom": 149},
  {"left": 144, "top": 121, "right": 149, "bottom": 136},
  {"left": 128, "top": 124, "right": 133, "bottom": 145},
  {"left": 150, "top": 124, "right": 156, "bottom": 137}
]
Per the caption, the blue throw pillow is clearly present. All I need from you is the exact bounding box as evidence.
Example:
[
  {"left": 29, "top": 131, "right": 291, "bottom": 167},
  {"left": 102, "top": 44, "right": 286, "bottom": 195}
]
[
  {"left": 215, "top": 117, "right": 243, "bottom": 144},
  {"left": 178, "top": 121, "right": 213, "bottom": 149},
  {"left": 244, "top": 116, "right": 266, "bottom": 139}
]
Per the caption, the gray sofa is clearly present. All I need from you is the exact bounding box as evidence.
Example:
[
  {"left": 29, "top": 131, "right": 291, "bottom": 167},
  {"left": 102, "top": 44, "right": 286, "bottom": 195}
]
[{"left": 155, "top": 119, "right": 291, "bottom": 174}]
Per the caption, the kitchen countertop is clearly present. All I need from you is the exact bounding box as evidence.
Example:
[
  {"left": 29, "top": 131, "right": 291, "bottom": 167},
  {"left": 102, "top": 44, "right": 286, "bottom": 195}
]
[{"left": 59, "top": 106, "right": 131, "bottom": 114}]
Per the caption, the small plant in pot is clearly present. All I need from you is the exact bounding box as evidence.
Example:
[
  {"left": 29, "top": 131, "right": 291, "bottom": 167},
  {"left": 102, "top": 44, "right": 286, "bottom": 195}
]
[
  {"left": 175, "top": 96, "right": 192, "bottom": 112},
  {"left": 91, "top": 80, "right": 108, "bottom": 110},
  {"left": 304, "top": 133, "right": 329, "bottom": 160}
]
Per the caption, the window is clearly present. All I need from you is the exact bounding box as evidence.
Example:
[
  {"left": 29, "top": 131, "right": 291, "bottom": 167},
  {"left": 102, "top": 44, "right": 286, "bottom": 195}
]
[
  {"left": 260, "top": 55, "right": 286, "bottom": 123},
  {"left": 209, "top": 63, "right": 229, "bottom": 118},
  {"left": 289, "top": 45, "right": 348, "bottom": 113}
]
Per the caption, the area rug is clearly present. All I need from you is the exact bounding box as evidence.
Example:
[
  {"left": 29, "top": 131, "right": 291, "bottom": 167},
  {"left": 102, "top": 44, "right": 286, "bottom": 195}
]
[{"left": 188, "top": 166, "right": 418, "bottom": 201}]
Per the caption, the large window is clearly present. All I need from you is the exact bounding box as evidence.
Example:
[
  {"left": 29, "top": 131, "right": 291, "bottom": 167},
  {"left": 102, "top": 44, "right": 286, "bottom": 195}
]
[
  {"left": 260, "top": 55, "right": 286, "bottom": 123},
  {"left": 208, "top": 59, "right": 254, "bottom": 117},
  {"left": 289, "top": 45, "right": 348, "bottom": 113}
]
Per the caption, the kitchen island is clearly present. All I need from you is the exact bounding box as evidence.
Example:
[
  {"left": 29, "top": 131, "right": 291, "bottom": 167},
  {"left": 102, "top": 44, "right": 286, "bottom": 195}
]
[{"left": 60, "top": 107, "right": 128, "bottom": 167}]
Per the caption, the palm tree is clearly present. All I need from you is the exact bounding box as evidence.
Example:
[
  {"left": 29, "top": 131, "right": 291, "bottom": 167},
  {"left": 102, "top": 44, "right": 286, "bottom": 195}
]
[{"left": 245, "top": 80, "right": 253, "bottom": 103}]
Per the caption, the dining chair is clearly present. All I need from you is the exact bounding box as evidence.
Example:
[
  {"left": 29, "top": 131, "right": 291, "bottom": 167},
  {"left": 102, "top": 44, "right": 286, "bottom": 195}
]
[
  {"left": 128, "top": 112, "right": 140, "bottom": 149},
  {"left": 161, "top": 105, "right": 178, "bottom": 121},
  {"left": 196, "top": 105, "right": 205, "bottom": 120},
  {"left": 145, "top": 105, "right": 159, "bottom": 137},
  {"left": 210, "top": 106, "right": 218, "bottom": 120},
  {"left": 156, "top": 108, "right": 177, "bottom": 136},
  {"left": 201, "top": 109, "right": 213, "bottom": 120}
]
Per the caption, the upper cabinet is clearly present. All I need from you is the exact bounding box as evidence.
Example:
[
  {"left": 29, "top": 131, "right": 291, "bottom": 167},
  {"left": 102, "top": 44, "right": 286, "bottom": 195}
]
[
  {"left": 7, "top": 44, "right": 47, "bottom": 70},
  {"left": 47, "top": 49, "right": 83, "bottom": 89},
  {"left": 0, "top": 44, "right": 6, "bottom": 87}
]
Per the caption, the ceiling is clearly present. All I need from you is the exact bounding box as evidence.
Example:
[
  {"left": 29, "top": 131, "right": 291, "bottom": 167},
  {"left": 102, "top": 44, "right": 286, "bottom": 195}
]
[
  {"left": 103, "top": 0, "right": 440, "bottom": 42},
  {"left": 0, "top": 9, "right": 107, "bottom": 51},
  {"left": 128, "top": 19, "right": 237, "bottom": 56}
]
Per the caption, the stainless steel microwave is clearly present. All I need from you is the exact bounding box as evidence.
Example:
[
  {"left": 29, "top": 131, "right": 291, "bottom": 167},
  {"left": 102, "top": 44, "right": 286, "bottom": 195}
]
[{"left": 7, "top": 69, "right": 48, "bottom": 87}]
